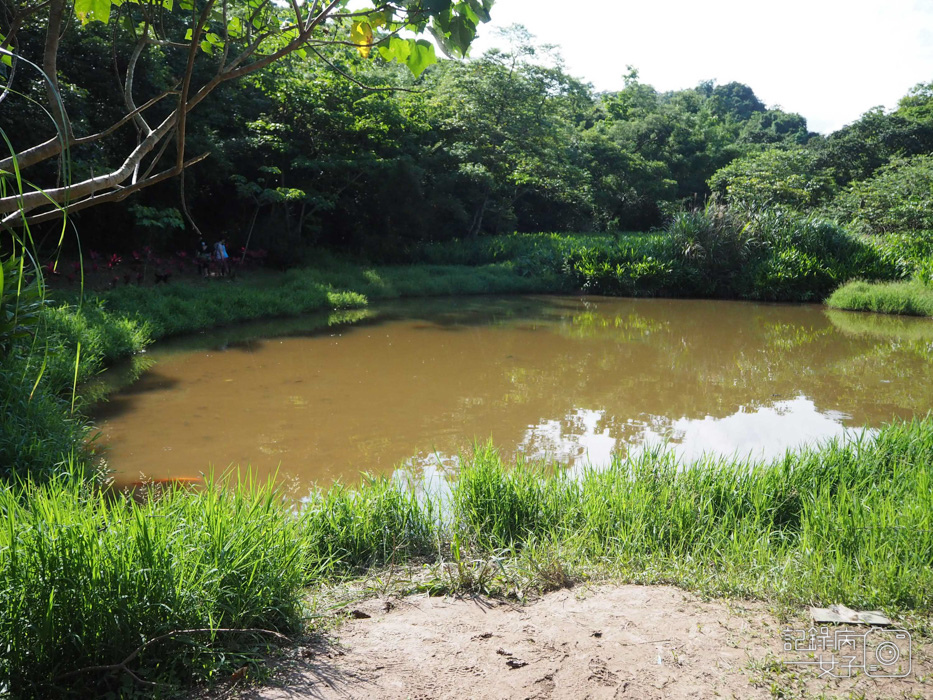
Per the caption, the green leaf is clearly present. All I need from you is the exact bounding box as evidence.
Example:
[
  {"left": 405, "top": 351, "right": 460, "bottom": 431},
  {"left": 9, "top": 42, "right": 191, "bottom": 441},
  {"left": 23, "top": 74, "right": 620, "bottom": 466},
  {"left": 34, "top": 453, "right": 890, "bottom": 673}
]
[
  {"left": 421, "top": 0, "right": 454, "bottom": 14},
  {"left": 405, "top": 39, "right": 436, "bottom": 77},
  {"left": 379, "top": 36, "right": 412, "bottom": 63},
  {"left": 121, "top": 13, "right": 135, "bottom": 36},
  {"left": 227, "top": 17, "right": 244, "bottom": 39},
  {"left": 74, "top": 0, "right": 112, "bottom": 25},
  {"left": 466, "top": 0, "right": 492, "bottom": 23},
  {"left": 446, "top": 15, "right": 475, "bottom": 55}
]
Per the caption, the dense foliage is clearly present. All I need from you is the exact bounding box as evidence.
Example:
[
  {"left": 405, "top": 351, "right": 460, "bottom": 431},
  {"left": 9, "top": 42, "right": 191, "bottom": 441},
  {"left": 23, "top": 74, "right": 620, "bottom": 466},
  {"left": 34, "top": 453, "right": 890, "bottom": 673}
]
[
  {"left": 1, "top": 18, "right": 823, "bottom": 251},
  {"left": 4, "top": 8, "right": 931, "bottom": 297}
]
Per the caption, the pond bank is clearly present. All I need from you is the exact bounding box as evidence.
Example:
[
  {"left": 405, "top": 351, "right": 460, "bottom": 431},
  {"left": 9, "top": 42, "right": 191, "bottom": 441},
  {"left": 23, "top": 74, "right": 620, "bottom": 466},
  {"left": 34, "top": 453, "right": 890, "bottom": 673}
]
[
  {"left": 5, "top": 253, "right": 931, "bottom": 696},
  {"left": 223, "top": 583, "right": 931, "bottom": 700},
  {"left": 3, "top": 417, "right": 932, "bottom": 695}
]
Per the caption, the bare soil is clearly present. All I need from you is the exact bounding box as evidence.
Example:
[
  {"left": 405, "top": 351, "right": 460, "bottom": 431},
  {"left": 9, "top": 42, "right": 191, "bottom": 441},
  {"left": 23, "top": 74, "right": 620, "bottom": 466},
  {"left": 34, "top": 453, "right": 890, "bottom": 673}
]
[{"left": 231, "top": 584, "right": 930, "bottom": 700}]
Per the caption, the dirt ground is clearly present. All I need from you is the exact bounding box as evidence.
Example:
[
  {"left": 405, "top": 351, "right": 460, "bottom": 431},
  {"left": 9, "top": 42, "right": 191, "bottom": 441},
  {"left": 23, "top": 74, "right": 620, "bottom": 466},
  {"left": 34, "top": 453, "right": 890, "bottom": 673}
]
[{"left": 231, "top": 584, "right": 930, "bottom": 700}]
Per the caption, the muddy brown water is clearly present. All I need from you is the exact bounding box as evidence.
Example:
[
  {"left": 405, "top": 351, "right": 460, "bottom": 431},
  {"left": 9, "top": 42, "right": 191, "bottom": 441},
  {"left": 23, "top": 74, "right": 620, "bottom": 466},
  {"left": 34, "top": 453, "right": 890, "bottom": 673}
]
[{"left": 93, "top": 296, "right": 933, "bottom": 493}]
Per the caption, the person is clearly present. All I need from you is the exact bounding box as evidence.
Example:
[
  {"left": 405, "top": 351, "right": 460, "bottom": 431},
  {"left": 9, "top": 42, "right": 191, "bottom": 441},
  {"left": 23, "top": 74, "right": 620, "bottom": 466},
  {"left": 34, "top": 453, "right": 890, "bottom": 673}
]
[
  {"left": 196, "top": 238, "right": 210, "bottom": 277},
  {"left": 213, "top": 238, "right": 230, "bottom": 277}
]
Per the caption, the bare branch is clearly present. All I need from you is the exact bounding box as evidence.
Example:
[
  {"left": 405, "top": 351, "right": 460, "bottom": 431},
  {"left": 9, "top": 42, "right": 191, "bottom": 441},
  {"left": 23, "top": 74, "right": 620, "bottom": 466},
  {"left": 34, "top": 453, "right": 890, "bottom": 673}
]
[
  {"left": 138, "top": 127, "right": 175, "bottom": 181},
  {"left": 7, "top": 152, "right": 210, "bottom": 226},
  {"left": 43, "top": 0, "right": 72, "bottom": 140},
  {"left": 125, "top": 31, "right": 153, "bottom": 135},
  {"left": 0, "top": 112, "right": 178, "bottom": 216},
  {"left": 220, "top": 0, "right": 231, "bottom": 69},
  {"left": 220, "top": 0, "right": 342, "bottom": 83},
  {"left": 73, "top": 91, "right": 177, "bottom": 147},
  {"left": 0, "top": 90, "right": 175, "bottom": 173},
  {"left": 175, "top": 0, "right": 217, "bottom": 169},
  {"left": 309, "top": 46, "right": 421, "bottom": 95}
]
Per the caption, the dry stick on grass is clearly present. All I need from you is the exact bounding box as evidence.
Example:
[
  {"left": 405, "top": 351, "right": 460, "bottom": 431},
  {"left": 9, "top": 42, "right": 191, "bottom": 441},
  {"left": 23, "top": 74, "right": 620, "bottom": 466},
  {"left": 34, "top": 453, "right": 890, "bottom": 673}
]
[{"left": 54, "top": 627, "right": 292, "bottom": 687}]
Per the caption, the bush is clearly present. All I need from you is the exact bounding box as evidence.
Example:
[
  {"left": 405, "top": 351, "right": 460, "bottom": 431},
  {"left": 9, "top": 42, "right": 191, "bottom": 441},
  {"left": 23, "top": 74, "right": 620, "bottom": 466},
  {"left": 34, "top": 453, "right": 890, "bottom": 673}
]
[
  {"left": 709, "top": 148, "right": 836, "bottom": 209},
  {"left": 828, "top": 155, "right": 933, "bottom": 235}
]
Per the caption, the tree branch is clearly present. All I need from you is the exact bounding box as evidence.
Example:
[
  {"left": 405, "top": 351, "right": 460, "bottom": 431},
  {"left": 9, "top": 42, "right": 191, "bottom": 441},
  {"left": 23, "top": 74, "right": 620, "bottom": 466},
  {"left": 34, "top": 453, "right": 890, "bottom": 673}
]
[
  {"left": 0, "top": 112, "right": 178, "bottom": 215},
  {"left": 42, "top": 0, "right": 72, "bottom": 141},
  {"left": 0, "top": 0, "right": 52, "bottom": 52},
  {"left": 0, "top": 38, "right": 19, "bottom": 106},
  {"left": 175, "top": 0, "right": 216, "bottom": 169},
  {"left": 6, "top": 152, "right": 210, "bottom": 226},
  {"left": 124, "top": 29, "right": 153, "bottom": 135},
  {"left": 309, "top": 46, "right": 421, "bottom": 95}
]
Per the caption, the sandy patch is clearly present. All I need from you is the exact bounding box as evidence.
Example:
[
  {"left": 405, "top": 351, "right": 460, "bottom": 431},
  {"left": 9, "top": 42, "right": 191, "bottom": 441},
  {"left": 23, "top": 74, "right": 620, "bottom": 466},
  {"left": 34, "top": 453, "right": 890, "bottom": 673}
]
[{"left": 232, "top": 585, "right": 930, "bottom": 700}]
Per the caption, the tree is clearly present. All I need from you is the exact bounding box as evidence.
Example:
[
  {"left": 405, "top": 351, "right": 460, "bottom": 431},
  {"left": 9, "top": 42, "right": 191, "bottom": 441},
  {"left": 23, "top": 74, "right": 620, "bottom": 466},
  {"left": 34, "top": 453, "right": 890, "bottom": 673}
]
[
  {"left": 707, "top": 81, "right": 765, "bottom": 122},
  {"left": 426, "top": 26, "right": 592, "bottom": 236},
  {"left": 0, "top": 0, "right": 493, "bottom": 227},
  {"left": 708, "top": 147, "right": 835, "bottom": 209}
]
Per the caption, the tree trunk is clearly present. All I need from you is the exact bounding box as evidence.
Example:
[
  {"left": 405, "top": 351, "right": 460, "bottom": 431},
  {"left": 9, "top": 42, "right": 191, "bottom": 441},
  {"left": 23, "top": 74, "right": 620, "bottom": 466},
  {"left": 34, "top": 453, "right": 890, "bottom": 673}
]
[{"left": 468, "top": 194, "right": 489, "bottom": 239}]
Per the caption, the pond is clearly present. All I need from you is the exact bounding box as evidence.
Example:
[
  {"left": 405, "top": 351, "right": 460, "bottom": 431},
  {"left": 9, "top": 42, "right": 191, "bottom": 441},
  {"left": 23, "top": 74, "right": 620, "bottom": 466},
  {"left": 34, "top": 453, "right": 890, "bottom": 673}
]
[{"left": 93, "top": 295, "right": 933, "bottom": 491}]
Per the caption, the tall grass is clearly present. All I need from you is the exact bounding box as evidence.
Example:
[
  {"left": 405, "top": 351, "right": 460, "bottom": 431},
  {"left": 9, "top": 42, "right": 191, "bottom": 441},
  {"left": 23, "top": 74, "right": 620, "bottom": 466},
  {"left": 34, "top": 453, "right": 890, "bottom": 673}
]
[
  {"left": 398, "top": 203, "right": 894, "bottom": 302},
  {"left": 3, "top": 418, "right": 931, "bottom": 695},
  {"left": 449, "top": 420, "right": 933, "bottom": 608},
  {"left": 0, "top": 472, "right": 310, "bottom": 697},
  {"left": 88, "top": 261, "right": 557, "bottom": 342},
  {"left": 0, "top": 301, "right": 150, "bottom": 481},
  {"left": 827, "top": 279, "right": 933, "bottom": 317},
  {"left": 302, "top": 473, "right": 439, "bottom": 575}
]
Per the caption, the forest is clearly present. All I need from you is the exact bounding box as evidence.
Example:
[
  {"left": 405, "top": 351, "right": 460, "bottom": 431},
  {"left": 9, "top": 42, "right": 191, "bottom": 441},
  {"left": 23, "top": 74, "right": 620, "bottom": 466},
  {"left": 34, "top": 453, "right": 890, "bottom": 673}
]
[{"left": 1, "top": 6, "right": 931, "bottom": 275}]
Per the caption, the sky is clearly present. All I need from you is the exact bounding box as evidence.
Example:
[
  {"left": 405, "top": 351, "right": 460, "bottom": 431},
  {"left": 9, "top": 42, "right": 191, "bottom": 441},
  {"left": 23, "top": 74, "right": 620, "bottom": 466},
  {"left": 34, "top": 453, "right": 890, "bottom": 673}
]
[{"left": 467, "top": 0, "right": 933, "bottom": 134}]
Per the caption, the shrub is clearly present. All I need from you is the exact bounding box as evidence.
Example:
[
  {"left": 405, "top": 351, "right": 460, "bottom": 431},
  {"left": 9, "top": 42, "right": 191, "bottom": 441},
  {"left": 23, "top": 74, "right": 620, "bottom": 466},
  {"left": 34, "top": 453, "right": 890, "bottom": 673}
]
[
  {"left": 709, "top": 148, "right": 836, "bottom": 209},
  {"left": 828, "top": 155, "right": 933, "bottom": 235}
]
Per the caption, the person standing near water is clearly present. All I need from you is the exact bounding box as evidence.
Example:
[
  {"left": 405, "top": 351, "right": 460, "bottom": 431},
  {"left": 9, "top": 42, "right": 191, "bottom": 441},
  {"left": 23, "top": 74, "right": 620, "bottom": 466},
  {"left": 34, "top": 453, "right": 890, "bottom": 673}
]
[
  {"left": 214, "top": 238, "right": 230, "bottom": 277},
  {"left": 196, "top": 237, "right": 211, "bottom": 277}
]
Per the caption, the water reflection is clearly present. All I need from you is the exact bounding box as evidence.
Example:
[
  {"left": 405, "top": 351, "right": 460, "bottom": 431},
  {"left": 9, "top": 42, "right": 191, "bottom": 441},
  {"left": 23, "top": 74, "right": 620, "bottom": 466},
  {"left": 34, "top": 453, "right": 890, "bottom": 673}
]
[{"left": 92, "top": 296, "right": 933, "bottom": 490}]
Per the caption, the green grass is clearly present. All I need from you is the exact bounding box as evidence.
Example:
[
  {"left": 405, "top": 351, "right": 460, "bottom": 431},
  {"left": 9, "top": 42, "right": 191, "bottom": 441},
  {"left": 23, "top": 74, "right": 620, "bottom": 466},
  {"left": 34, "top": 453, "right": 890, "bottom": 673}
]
[
  {"left": 0, "top": 301, "right": 150, "bottom": 482},
  {"left": 825, "top": 307, "right": 933, "bottom": 343},
  {"left": 5, "top": 226, "right": 929, "bottom": 694},
  {"left": 0, "top": 471, "right": 309, "bottom": 698},
  {"left": 89, "top": 261, "right": 561, "bottom": 342},
  {"left": 3, "top": 417, "right": 931, "bottom": 696},
  {"left": 403, "top": 207, "right": 895, "bottom": 302},
  {"left": 826, "top": 279, "right": 933, "bottom": 317}
]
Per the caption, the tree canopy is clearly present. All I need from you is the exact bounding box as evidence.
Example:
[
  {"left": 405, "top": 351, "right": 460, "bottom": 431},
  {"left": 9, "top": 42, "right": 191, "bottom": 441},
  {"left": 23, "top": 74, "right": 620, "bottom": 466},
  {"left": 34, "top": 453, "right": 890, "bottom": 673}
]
[{"left": 0, "top": 0, "right": 493, "bottom": 225}]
